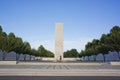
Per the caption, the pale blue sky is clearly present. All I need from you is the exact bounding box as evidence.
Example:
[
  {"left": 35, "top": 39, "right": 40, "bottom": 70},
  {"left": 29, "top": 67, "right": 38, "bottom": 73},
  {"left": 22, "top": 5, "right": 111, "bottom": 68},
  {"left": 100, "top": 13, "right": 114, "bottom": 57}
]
[{"left": 0, "top": 0, "right": 120, "bottom": 52}]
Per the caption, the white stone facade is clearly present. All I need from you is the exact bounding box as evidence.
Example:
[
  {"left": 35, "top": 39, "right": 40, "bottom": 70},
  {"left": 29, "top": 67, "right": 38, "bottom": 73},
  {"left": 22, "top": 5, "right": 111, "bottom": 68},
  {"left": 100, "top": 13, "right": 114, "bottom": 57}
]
[{"left": 55, "top": 23, "right": 63, "bottom": 61}]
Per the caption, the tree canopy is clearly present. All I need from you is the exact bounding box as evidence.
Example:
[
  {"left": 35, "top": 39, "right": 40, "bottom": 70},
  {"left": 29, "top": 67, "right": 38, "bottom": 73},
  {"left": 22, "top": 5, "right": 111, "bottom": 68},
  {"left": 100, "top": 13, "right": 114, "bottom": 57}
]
[
  {"left": 64, "top": 49, "right": 79, "bottom": 58},
  {"left": 79, "top": 26, "right": 120, "bottom": 62},
  {"left": 37, "top": 45, "right": 54, "bottom": 57},
  {"left": 0, "top": 25, "right": 54, "bottom": 60}
]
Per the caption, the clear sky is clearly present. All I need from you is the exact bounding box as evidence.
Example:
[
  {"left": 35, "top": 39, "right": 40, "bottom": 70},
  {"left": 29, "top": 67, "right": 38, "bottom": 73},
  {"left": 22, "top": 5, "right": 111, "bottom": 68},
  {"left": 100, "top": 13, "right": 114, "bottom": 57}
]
[{"left": 0, "top": 0, "right": 120, "bottom": 52}]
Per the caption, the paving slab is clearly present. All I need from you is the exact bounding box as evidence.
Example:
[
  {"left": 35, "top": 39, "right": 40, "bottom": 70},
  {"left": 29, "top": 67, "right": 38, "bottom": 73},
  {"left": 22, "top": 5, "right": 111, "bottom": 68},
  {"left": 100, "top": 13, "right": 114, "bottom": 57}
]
[
  {"left": 0, "top": 62, "right": 120, "bottom": 76},
  {"left": 0, "top": 69, "right": 120, "bottom": 76}
]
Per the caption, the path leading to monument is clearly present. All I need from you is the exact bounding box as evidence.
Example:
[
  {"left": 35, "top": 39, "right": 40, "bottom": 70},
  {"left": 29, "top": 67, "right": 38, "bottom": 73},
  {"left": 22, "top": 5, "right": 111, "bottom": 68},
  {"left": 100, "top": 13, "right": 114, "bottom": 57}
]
[
  {"left": 0, "top": 69, "right": 120, "bottom": 76},
  {"left": 0, "top": 62, "right": 120, "bottom": 76},
  {"left": 0, "top": 65, "right": 120, "bottom": 70}
]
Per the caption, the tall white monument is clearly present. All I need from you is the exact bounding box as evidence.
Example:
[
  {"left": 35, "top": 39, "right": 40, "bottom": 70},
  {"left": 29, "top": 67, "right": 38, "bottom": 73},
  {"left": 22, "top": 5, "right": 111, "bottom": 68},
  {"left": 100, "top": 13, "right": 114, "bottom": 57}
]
[{"left": 55, "top": 23, "right": 63, "bottom": 62}]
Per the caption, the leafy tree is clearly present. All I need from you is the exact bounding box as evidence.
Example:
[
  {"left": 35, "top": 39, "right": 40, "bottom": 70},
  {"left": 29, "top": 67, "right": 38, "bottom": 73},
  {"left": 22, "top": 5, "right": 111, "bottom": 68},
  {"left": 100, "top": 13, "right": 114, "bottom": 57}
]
[
  {"left": 0, "top": 31, "right": 8, "bottom": 60},
  {"left": 13, "top": 37, "right": 24, "bottom": 60},
  {"left": 0, "top": 25, "right": 2, "bottom": 32},
  {"left": 0, "top": 30, "right": 20, "bottom": 60},
  {"left": 79, "top": 26, "right": 120, "bottom": 62},
  {"left": 84, "top": 39, "right": 100, "bottom": 61},
  {"left": 64, "top": 49, "right": 79, "bottom": 58},
  {"left": 85, "top": 42, "right": 93, "bottom": 49},
  {"left": 22, "top": 42, "right": 31, "bottom": 60},
  {"left": 79, "top": 50, "right": 86, "bottom": 60},
  {"left": 30, "top": 49, "right": 38, "bottom": 60},
  {"left": 37, "top": 45, "right": 54, "bottom": 57},
  {"left": 110, "top": 26, "right": 120, "bottom": 33},
  {"left": 38, "top": 45, "right": 47, "bottom": 57},
  {"left": 109, "top": 26, "right": 120, "bottom": 60},
  {"left": 84, "top": 48, "right": 93, "bottom": 61},
  {"left": 7, "top": 33, "right": 18, "bottom": 51},
  {"left": 91, "top": 39, "right": 100, "bottom": 61},
  {"left": 97, "top": 44, "right": 111, "bottom": 62},
  {"left": 0, "top": 26, "right": 5, "bottom": 50},
  {"left": 0, "top": 25, "right": 37, "bottom": 61},
  {"left": 46, "top": 50, "right": 54, "bottom": 57}
]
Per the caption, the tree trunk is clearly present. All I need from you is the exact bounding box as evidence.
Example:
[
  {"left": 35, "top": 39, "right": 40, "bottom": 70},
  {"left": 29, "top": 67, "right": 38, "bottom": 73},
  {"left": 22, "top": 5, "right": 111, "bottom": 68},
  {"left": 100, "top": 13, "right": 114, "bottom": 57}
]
[
  {"left": 34, "top": 56, "right": 35, "bottom": 61},
  {"left": 103, "top": 54, "right": 106, "bottom": 62},
  {"left": 93, "top": 55, "right": 96, "bottom": 61},
  {"left": 16, "top": 53, "right": 20, "bottom": 64},
  {"left": 24, "top": 54, "right": 26, "bottom": 61},
  {"left": 16, "top": 54, "right": 20, "bottom": 61},
  {"left": 117, "top": 52, "right": 120, "bottom": 61},
  {"left": 83, "top": 56, "right": 85, "bottom": 61},
  {"left": 16, "top": 53, "right": 17, "bottom": 61},
  {"left": 16, "top": 53, "right": 18, "bottom": 61},
  {"left": 30, "top": 55, "right": 32, "bottom": 60},
  {"left": 88, "top": 56, "right": 90, "bottom": 61},
  {"left": 2, "top": 51, "right": 7, "bottom": 61}
]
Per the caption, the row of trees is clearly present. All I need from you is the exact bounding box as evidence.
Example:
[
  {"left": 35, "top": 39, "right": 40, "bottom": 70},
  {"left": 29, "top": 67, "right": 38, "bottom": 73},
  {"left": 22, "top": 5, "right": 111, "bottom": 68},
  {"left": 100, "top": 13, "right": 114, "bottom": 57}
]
[
  {"left": 64, "top": 49, "right": 79, "bottom": 58},
  {"left": 0, "top": 25, "right": 54, "bottom": 61},
  {"left": 37, "top": 45, "right": 54, "bottom": 57},
  {"left": 79, "top": 26, "right": 120, "bottom": 62},
  {"left": 1, "top": 25, "right": 120, "bottom": 61}
]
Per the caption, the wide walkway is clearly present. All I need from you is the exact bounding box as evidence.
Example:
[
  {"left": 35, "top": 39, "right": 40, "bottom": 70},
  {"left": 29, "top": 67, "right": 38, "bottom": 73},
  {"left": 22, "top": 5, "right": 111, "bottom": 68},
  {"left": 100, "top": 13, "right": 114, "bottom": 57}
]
[
  {"left": 0, "top": 64, "right": 120, "bottom": 70},
  {"left": 0, "top": 62, "right": 120, "bottom": 76}
]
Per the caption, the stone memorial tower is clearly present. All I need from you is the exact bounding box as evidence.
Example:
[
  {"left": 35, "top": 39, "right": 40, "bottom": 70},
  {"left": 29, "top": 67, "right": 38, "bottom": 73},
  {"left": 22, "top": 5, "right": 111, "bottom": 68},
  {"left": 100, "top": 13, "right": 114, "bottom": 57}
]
[{"left": 55, "top": 23, "right": 63, "bottom": 62}]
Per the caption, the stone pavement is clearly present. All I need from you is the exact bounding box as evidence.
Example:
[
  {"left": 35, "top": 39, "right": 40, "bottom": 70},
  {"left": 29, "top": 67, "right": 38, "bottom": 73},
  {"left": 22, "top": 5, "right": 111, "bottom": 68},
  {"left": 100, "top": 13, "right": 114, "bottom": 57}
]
[
  {"left": 0, "top": 62, "right": 120, "bottom": 76},
  {"left": 0, "top": 65, "right": 120, "bottom": 70}
]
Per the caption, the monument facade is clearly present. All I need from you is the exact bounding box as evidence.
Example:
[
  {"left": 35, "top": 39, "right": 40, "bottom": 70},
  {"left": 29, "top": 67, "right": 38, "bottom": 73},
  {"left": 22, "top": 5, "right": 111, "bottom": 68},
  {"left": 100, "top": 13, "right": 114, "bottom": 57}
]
[{"left": 55, "top": 23, "right": 63, "bottom": 62}]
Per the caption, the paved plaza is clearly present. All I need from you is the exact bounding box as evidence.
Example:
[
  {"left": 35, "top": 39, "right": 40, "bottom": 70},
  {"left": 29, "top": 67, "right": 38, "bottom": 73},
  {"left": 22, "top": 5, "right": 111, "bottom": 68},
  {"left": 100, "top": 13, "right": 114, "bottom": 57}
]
[
  {"left": 0, "top": 64, "right": 120, "bottom": 70},
  {"left": 0, "top": 62, "right": 120, "bottom": 76}
]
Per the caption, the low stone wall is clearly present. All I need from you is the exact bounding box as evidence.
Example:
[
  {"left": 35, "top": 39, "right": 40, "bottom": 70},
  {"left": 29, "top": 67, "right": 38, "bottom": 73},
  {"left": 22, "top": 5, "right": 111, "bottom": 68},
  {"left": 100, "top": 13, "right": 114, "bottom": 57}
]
[
  {"left": 35, "top": 57, "right": 54, "bottom": 61},
  {"left": 63, "top": 58, "right": 81, "bottom": 61},
  {"left": 18, "top": 62, "right": 101, "bottom": 65},
  {"left": 110, "top": 62, "right": 120, "bottom": 65},
  {"left": 0, "top": 61, "right": 16, "bottom": 65},
  {"left": 35, "top": 57, "right": 81, "bottom": 61},
  {"left": 42, "top": 58, "right": 54, "bottom": 61}
]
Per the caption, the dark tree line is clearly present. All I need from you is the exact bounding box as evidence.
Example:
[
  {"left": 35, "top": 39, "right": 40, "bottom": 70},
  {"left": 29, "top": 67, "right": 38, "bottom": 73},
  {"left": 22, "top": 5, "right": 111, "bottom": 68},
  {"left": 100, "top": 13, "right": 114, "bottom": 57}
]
[
  {"left": 0, "top": 25, "right": 54, "bottom": 61},
  {"left": 79, "top": 26, "right": 120, "bottom": 62},
  {"left": 64, "top": 49, "right": 79, "bottom": 58},
  {"left": 1, "top": 25, "right": 120, "bottom": 61},
  {"left": 37, "top": 45, "right": 54, "bottom": 57}
]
